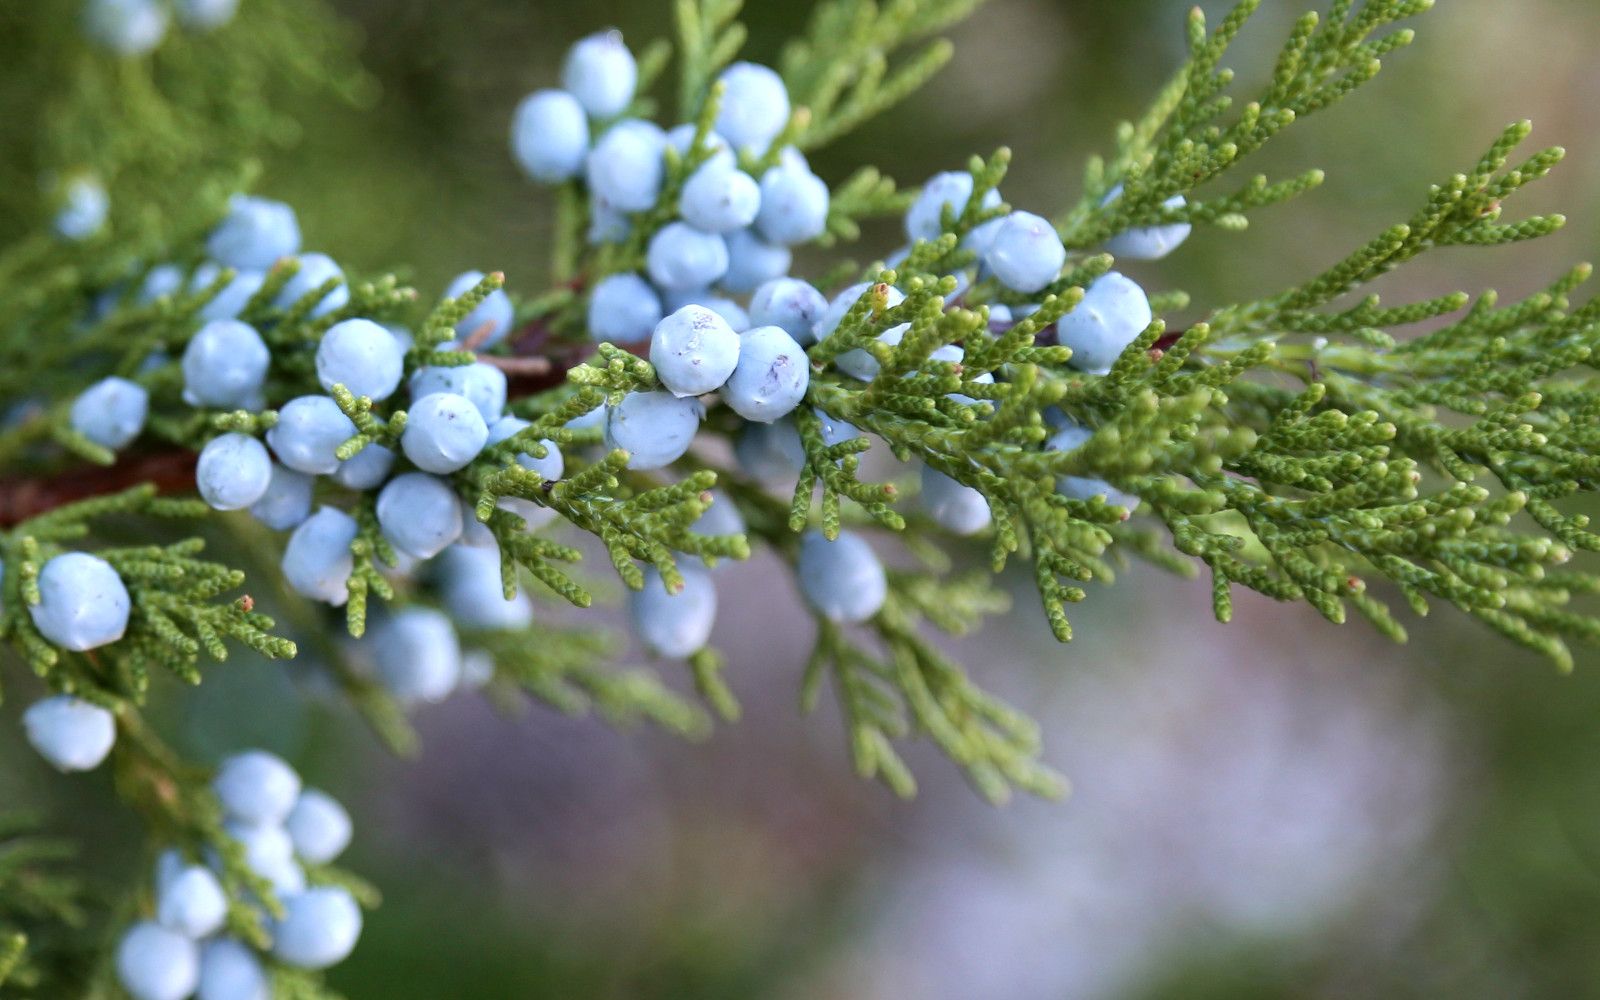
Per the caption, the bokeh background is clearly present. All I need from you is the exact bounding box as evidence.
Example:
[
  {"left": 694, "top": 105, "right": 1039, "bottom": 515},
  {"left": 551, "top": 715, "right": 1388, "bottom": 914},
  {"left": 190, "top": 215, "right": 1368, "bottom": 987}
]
[{"left": 8, "top": 0, "right": 1600, "bottom": 996}]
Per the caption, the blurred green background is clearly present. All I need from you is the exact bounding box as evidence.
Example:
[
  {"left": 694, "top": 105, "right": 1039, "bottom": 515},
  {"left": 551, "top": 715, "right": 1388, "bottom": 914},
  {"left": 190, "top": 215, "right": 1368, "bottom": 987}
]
[{"left": 10, "top": 0, "right": 1600, "bottom": 996}]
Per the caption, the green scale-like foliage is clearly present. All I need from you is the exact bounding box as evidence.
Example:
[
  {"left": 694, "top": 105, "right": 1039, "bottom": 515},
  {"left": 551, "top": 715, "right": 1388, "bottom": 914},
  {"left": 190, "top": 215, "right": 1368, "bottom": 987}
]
[{"left": 3, "top": 0, "right": 1600, "bottom": 988}]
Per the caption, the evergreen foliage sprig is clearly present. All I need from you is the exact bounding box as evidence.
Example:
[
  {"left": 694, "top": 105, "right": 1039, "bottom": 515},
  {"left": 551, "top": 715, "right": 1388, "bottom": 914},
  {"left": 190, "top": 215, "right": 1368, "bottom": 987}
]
[
  {"left": 3, "top": 0, "right": 1600, "bottom": 989},
  {"left": 0, "top": 812, "right": 87, "bottom": 996}
]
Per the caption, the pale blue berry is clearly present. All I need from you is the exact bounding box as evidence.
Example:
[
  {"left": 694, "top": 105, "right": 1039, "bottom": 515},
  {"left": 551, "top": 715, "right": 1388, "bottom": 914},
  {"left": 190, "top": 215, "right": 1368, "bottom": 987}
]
[
  {"left": 797, "top": 530, "right": 887, "bottom": 624},
  {"left": 920, "top": 466, "right": 991, "bottom": 535},
  {"left": 646, "top": 222, "right": 729, "bottom": 292},
  {"left": 272, "top": 886, "right": 362, "bottom": 970},
  {"left": 755, "top": 162, "right": 829, "bottom": 245},
  {"left": 816, "top": 408, "right": 860, "bottom": 447},
  {"left": 197, "top": 938, "right": 268, "bottom": 1000},
  {"left": 28, "top": 552, "right": 130, "bottom": 651},
  {"left": 458, "top": 649, "right": 496, "bottom": 690},
  {"left": 444, "top": 270, "right": 514, "bottom": 348},
  {"left": 182, "top": 319, "right": 269, "bottom": 408},
  {"left": 714, "top": 62, "right": 790, "bottom": 153},
  {"left": 213, "top": 750, "right": 301, "bottom": 826},
  {"left": 650, "top": 304, "right": 740, "bottom": 397},
  {"left": 566, "top": 404, "right": 608, "bottom": 432},
  {"left": 372, "top": 607, "right": 460, "bottom": 705},
  {"left": 905, "top": 171, "right": 1001, "bottom": 243},
  {"left": 813, "top": 281, "right": 901, "bottom": 341},
  {"left": 223, "top": 821, "right": 304, "bottom": 896},
  {"left": 719, "top": 228, "right": 792, "bottom": 294},
  {"left": 1045, "top": 421, "right": 1140, "bottom": 512},
  {"left": 409, "top": 363, "right": 506, "bottom": 422},
  {"left": 691, "top": 489, "right": 744, "bottom": 539},
  {"left": 724, "top": 325, "right": 808, "bottom": 422},
  {"left": 275, "top": 253, "right": 348, "bottom": 319},
  {"left": 776, "top": 145, "right": 810, "bottom": 171},
  {"left": 1101, "top": 184, "right": 1191, "bottom": 261},
  {"left": 267, "top": 396, "right": 356, "bottom": 475},
  {"left": 281, "top": 506, "right": 357, "bottom": 605},
  {"left": 55, "top": 177, "right": 108, "bottom": 240},
  {"left": 733, "top": 419, "right": 803, "bottom": 482},
  {"left": 511, "top": 89, "right": 590, "bottom": 183},
  {"left": 629, "top": 565, "right": 716, "bottom": 658},
  {"left": 588, "top": 200, "right": 631, "bottom": 244},
  {"left": 401, "top": 392, "right": 488, "bottom": 474},
  {"left": 587, "top": 272, "right": 661, "bottom": 343},
  {"left": 815, "top": 282, "right": 908, "bottom": 381},
  {"left": 664, "top": 289, "right": 751, "bottom": 332},
  {"left": 458, "top": 499, "right": 497, "bottom": 548},
  {"left": 333, "top": 443, "right": 393, "bottom": 491},
  {"left": 487, "top": 416, "right": 563, "bottom": 480},
  {"left": 157, "top": 865, "right": 228, "bottom": 939},
  {"left": 376, "top": 472, "right": 463, "bottom": 559},
  {"left": 316, "top": 318, "right": 404, "bottom": 400},
  {"left": 84, "top": 0, "right": 168, "bottom": 55},
  {"left": 175, "top": 0, "right": 238, "bottom": 31},
  {"left": 984, "top": 211, "right": 1066, "bottom": 294},
  {"left": 116, "top": 922, "right": 199, "bottom": 1000},
  {"left": 71, "top": 376, "right": 147, "bottom": 450},
  {"left": 154, "top": 850, "right": 186, "bottom": 895},
  {"left": 196, "top": 433, "right": 272, "bottom": 511},
  {"left": 384, "top": 323, "right": 413, "bottom": 352},
  {"left": 190, "top": 265, "right": 267, "bottom": 323},
  {"left": 22, "top": 696, "right": 116, "bottom": 772},
  {"left": 435, "top": 544, "right": 532, "bottom": 631},
  {"left": 562, "top": 31, "right": 637, "bottom": 119},
  {"left": 138, "top": 264, "right": 185, "bottom": 303},
  {"left": 749, "top": 277, "right": 826, "bottom": 345},
  {"left": 680, "top": 164, "right": 761, "bottom": 233},
  {"left": 1055, "top": 271, "right": 1153, "bottom": 375},
  {"left": 249, "top": 463, "right": 314, "bottom": 531},
  {"left": 708, "top": 296, "right": 751, "bottom": 331},
  {"left": 962, "top": 216, "right": 1006, "bottom": 270},
  {"left": 207, "top": 195, "right": 301, "bottom": 271},
  {"left": 605, "top": 391, "right": 701, "bottom": 470},
  {"left": 586, "top": 119, "right": 665, "bottom": 212},
  {"left": 285, "top": 789, "right": 351, "bottom": 865}
]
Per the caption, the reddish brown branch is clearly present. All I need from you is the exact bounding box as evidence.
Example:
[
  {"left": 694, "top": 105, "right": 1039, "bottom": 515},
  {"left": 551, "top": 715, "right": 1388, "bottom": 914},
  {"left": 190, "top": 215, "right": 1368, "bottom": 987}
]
[{"left": 0, "top": 449, "right": 199, "bottom": 528}]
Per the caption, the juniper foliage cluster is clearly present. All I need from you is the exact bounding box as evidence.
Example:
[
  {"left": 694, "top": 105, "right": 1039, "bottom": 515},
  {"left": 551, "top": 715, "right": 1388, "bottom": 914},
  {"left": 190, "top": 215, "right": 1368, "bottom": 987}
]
[{"left": 2, "top": 0, "right": 1599, "bottom": 991}]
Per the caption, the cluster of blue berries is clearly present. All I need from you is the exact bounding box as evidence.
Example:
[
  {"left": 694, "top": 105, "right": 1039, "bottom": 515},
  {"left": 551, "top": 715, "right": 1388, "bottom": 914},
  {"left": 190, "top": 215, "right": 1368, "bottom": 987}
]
[
  {"left": 504, "top": 28, "right": 1172, "bottom": 646},
  {"left": 10, "top": 550, "right": 132, "bottom": 773},
  {"left": 115, "top": 751, "right": 360, "bottom": 1000},
  {"left": 503, "top": 31, "right": 900, "bottom": 650},
  {"left": 514, "top": 32, "right": 822, "bottom": 277},
  {"left": 55, "top": 18, "right": 1180, "bottom": 747},
  {"left": 351, "top": 602, "right": 497, "bottom": 707},
  {"left": 513, "top": 31, "right": 827, "bottom": 335},
  {"left": 62, "top": 193, "right": 539, "bottom": 703},
  {"left": 83, "top": 0, "right": 238, "bottom": 57},
  {"left": 510, "top": 32, "right": 899, "bottom": 645},
  {"left": 887, "top": 169, "right": 1171, "bottom": 526},
  {"left": 897, "top": 169, "right": 1167, "bottom": 375}
]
